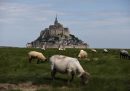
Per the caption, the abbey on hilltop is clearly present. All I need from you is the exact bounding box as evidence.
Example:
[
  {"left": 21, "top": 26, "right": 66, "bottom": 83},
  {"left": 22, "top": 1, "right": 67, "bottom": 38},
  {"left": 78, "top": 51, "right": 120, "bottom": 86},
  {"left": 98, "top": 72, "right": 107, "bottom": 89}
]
[{"left": 26, "top": 16, "right": 88, "bottom": 48}]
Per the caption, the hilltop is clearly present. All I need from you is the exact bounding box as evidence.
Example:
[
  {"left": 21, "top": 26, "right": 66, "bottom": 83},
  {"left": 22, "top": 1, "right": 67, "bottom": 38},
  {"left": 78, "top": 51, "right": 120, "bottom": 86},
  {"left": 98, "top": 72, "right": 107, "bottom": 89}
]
[{"left": 27, "top": 16, "right": 88, "bottom": 48}]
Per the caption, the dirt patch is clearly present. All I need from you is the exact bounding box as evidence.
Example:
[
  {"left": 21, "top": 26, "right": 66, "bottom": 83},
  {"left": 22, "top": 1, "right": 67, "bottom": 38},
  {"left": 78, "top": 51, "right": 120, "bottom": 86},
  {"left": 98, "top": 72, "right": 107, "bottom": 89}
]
[{"left": 0, "top": 82, "right": 50, "bottom": 91}]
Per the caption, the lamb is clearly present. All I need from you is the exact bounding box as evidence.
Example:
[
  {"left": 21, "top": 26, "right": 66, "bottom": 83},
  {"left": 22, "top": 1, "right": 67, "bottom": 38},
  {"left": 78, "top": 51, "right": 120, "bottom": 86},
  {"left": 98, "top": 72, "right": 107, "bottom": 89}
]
[
  {"left": 41, "top": 45, "right": 46, "bottom": 50},
  {"left": 103, "top": 49, "right": 108, "bottom": 53},
  {"left": 28, "top": 51, "right": 47, "bottom": 64},
  {"left": 91, "top": 49, "right": 97, "bottom": 53},
  {"left": 58, "top": 45, "right": 65, "bottom": 50},
  {"left": 58, "top": 47, "right": 65, "bottom": 50},
  {"left": 120, "top": 50, "right": 129, "bottom": 59},
  {"left": 78, "top": 50, "right": 88, "bottom": 59},
  {"left": 49, "top": 55, "right": 90, "bottom": 84}
]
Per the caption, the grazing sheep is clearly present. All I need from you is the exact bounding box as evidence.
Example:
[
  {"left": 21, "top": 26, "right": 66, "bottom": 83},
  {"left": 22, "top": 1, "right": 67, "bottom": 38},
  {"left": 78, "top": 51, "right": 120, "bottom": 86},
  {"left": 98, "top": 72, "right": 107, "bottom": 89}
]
[
  {"left": 91, "top": 49, "right": 97, "bottom": 53},
  {"left": 50, "top": 55, "right": 90, "bottom": 84},
  {"left": 41, "top": 45, "right": 46, "bottom": 50},
  {"left": 58, "top": 47, "right": 65, "bottom": 50},
  {"left": 78, "top": 50, "right": 88, "bottom": 59},
  {"left": 120, "top": 50, "right": 129, "bottom": 59},
  {"left": 58, "top": 45, "right": 65, "bottom": 50},
  {"left": 103, "top": 49, "right": 108, "bottom": 53},
  {"left": 28, "top": 51, "right": 47, "bottom": 64}
]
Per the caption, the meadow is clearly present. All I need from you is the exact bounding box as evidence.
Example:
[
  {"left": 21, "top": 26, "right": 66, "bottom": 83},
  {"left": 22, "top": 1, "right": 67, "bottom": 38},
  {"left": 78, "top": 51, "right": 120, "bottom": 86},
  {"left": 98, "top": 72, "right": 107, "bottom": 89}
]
[{"left": 0, "top": 48, "right": 130, "bottom": 91}]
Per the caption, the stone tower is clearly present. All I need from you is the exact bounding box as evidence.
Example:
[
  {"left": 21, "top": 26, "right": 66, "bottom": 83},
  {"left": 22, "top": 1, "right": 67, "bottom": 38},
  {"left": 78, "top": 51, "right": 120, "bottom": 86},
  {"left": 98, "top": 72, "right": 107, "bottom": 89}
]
[
  {"left": 54, "top": 15, "right": 58, "bottom": 25},
  {"left": 47, "top": 16, "right": 70, "bottom": 37}
]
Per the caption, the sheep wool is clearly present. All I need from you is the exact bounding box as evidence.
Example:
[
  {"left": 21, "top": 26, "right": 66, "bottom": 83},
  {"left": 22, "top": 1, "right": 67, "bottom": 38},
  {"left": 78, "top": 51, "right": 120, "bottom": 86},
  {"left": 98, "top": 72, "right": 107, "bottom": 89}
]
[
  {"left": 91, "top": 49, "right": 97, "bottom": 53},
  {"left": 28, "top": 51, "right": 46, "bottom": 63},
  {"left": 50, "top": 55, "right": 90, "bottom": 84},
  {"left": 78, "top": 50, "right": 88, "bottom": 59}
]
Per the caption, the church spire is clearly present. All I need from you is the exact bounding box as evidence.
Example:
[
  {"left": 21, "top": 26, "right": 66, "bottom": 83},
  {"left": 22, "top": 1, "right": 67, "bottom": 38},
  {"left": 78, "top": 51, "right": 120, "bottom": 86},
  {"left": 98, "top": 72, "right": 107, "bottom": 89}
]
[{"left": 54, "top": 14, "right": 58, "bottom": 25}]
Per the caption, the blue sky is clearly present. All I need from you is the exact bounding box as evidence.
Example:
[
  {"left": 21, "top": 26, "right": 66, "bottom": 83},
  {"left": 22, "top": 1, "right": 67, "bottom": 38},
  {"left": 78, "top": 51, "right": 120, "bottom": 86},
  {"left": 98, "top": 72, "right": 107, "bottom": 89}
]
[{"left": 0, "top": 0, "right": 130, "bottom": 48}]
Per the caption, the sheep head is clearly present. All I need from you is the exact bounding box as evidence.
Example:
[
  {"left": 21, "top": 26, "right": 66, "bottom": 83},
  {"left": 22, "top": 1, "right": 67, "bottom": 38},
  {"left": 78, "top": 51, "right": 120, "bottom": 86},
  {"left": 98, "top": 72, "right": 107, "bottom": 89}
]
[
  {"left": 80, "top": 72, "right": 90, "bottom": 85},
  {"left": 40, "top": 54, "right": 47, "bottom": 61}
]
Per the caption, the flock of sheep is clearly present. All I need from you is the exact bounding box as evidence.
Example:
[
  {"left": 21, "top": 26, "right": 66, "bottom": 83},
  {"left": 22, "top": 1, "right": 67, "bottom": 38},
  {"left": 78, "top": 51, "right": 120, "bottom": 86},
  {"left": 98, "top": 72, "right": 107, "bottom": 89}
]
[{"left": 27, "top": 48, "right": 130, "bottom": 85}]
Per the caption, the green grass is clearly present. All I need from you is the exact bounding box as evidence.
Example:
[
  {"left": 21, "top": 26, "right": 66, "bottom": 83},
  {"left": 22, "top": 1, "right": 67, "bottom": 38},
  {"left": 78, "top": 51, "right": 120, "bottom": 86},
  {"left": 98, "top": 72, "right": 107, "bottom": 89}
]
[{"left": 0, "top": 48, "right": 130, "bottom": 91}]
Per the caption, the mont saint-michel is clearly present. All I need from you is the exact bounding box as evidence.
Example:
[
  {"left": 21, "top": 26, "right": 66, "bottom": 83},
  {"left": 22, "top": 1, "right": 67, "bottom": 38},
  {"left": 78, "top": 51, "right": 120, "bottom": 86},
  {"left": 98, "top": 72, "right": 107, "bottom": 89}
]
[{"left": 27, "top": 17, "right": 88, "bottom": 48}]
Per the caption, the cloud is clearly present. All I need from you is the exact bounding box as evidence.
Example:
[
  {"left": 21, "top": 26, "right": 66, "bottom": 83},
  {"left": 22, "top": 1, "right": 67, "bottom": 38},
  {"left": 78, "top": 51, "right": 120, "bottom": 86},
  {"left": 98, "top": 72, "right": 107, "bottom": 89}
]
[
  {"left": 0, "top": 0, "right": 130, "bottom": 48},
  {"left": 1, "top": 1, "right": 128, "bottom": 27},
  {"left": 62, "top": 11, "right": 130, "bottom": 29},
  {"left": 86, "top": 17, "right": 130, "bottom": 28},
  {"left": 60, "top": 11, "right": 130, "bottom": 48},
  {"left": 0, "top": 2, "right": 65, "bottom": 24}
]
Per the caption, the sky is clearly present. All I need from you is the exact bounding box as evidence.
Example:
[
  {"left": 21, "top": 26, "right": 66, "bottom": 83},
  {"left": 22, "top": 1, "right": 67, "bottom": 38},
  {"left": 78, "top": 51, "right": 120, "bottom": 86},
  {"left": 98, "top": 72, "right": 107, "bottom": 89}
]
[{"left": 0, "top": 0, "right": 130, "bottom": 48}]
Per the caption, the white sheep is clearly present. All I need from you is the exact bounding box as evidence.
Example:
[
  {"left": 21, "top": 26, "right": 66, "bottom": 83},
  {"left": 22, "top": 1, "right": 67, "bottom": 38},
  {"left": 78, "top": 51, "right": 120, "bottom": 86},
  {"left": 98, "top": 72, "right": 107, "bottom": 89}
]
[
  {"left": 49, "top": 55, "right": 90, "bottom": 84},
  {"left": 120, "top": 49, "right": 129, "bottom": 59},
  {"left": 28, "top": 51, "right": 47, "bottom": 64},
  {"left": 58, "top": 47, "right": 65, "bottom": 50},
  {"left": 78, "top": 50, "right": 88, "bottom": 59},
  {"left": 91, "top": 49, "right": 97, "bottom": 53},
  {"left": 41, "top": 45, "right": 46, "bottom": 50},
  {"left": 103, "top": 49, "right": 108, "bottom": 53},
  {"left": 58, "top": 45, "right": 65, "bottom": 50}
]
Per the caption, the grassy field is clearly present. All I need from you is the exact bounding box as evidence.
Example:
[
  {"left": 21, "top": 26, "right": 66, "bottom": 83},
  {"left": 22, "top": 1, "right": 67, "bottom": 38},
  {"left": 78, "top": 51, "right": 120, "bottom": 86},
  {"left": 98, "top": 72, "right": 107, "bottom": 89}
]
[{"left": 0, "top": 48, "right": 130, "bottom": 91}]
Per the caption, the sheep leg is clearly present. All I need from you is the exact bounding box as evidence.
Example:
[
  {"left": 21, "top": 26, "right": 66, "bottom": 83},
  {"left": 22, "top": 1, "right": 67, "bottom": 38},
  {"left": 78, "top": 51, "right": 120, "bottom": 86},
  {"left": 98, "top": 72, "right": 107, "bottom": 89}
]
[
  {"left": 37, "top": 59, "right": 40, "bottom": 64},
  {"left": 123, "top": 55, "right": 125, "bottom": 59},
  {"left": 29, "top": 58, "right": 32, "bottom": 63},
  {"left": 70, "top": 72, "right": 75, "bottom": 82},
  {"left": 67, "top": 70, "right": 73, "bottom": 84},
  {"left": 120, "top": 54, "right": 121, "bottom": 59},
  {"left": 51, "top": 69, "right": 56, "bottom": 80},
  {"left": 124, "top": 55, "right": 126, "bottom": 59},
  {"left": 128, "top": 55, "right": 130, "bottom": 60},
  {"left": 126, "top": 55, "right": 128, "bottom": 59}
]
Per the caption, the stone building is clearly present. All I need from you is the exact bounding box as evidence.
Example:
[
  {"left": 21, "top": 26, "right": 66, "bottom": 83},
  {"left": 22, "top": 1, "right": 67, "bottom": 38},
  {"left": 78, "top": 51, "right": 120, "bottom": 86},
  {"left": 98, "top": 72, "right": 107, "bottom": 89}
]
[
  {"left": 27, "top": 16, "right": 88, "bottom": 48},
  {"left": 40, "top": 16, "right": 69, "bottom": 38}
]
